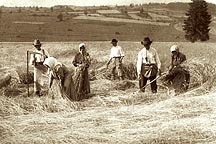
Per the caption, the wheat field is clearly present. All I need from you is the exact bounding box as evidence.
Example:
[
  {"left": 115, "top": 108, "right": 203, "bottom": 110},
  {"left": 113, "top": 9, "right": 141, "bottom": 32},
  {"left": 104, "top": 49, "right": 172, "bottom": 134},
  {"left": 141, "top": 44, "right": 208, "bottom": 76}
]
[{"left": 1, "top": 41, "right": 216, "bottom": 144}]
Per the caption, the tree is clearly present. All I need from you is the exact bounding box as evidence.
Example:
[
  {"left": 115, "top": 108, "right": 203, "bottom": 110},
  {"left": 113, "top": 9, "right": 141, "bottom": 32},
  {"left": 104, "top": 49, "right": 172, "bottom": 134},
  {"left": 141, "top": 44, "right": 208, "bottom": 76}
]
[
  {"left": 84, "top": 8, "right": 88, "bottom": 15},
  {"left": 140, "top": 7, "right": 144, "bottom": 14},
  {"left": 35, "top": 6, "right": 39, "bottom": 11},
  {"left": 18, "top": 7, "right": 21, "bottom": 13},
  {"left": 50, "top": 7, "right": 53, "bottom": 12},
  {"left": 0, "top": 8, "right": 2, "bottom": 19},
  {"left": 57, "top": 13, "right": 63, "bottom": 21},
  {"left": 183, "top": 0, "right": 211, "bottom": 42}
]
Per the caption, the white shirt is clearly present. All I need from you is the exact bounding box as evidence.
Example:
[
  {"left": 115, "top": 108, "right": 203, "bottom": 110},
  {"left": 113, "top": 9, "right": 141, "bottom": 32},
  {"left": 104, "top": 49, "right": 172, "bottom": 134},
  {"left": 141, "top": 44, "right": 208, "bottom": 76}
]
[
  {"left": 109, "top": 46, "right": 124, "bottom": 58},
  {"left": 30, "top": 49, "right": 49, "bottom": 65},
  {"left": 137, "top": 46, "right": 161, "bottom": 75}
]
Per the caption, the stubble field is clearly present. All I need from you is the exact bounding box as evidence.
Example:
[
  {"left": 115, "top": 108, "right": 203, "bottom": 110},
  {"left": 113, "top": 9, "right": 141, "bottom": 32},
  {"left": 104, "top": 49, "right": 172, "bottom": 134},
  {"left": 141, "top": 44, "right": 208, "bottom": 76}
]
[{"left": 1, "top": 41, "right": 216, "bottom": 143}]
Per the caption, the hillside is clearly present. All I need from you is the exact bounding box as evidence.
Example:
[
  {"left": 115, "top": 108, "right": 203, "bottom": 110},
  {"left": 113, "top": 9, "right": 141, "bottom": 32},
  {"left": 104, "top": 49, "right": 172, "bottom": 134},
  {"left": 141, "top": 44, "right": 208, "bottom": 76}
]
[{"left": 0, "top": 2, "right": 216, "bottom": 42}]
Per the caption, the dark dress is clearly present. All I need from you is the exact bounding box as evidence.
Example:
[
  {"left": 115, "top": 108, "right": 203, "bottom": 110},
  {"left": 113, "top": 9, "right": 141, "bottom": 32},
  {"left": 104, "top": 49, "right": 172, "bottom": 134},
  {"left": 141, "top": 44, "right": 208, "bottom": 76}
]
[
  {"left": 50, "top": 64, "right": 77, "bottom": 101},
  {"left": 72, "top": 52, "right": 91, "bottom": 100},
  {"left": 163, "top": 52, "right": 190, "bottom": 94}
]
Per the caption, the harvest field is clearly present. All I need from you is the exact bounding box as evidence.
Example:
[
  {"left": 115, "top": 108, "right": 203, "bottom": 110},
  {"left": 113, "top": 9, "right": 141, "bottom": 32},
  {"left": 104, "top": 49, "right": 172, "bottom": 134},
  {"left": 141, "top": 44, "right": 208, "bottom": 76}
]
[{"left": 1, "top": 41, "right": 216, "bottom": 143}]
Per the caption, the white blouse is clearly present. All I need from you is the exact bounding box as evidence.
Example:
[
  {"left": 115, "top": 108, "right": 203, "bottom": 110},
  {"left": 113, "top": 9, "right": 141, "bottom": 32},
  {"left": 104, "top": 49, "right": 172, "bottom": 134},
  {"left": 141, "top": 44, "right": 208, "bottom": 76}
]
[{"left": 109, "top": 46, "right": 124, "bottom": 58}]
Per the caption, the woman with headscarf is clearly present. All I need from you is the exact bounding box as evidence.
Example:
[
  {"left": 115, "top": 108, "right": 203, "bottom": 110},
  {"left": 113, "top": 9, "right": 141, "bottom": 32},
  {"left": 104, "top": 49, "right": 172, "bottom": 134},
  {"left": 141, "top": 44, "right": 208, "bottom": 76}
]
[
  {"left": 43, "top": 57, "right": 78, "bottom": 101},
  {"left": 72, "top": 43, "right": 91, "bottom": 100},
  {"left": 162, "top": 45, "right": 190, "bottom": 94}
]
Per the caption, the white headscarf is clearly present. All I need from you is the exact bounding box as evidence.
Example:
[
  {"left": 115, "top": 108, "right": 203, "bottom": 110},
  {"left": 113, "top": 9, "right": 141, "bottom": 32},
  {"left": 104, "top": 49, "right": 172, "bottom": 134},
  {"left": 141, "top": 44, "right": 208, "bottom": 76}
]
[
  {"left": 170, "top": 45, "right": 179, "bottom": 52},
  {"left": 43, "top": 57, "right": 61, "bottom": 70}
]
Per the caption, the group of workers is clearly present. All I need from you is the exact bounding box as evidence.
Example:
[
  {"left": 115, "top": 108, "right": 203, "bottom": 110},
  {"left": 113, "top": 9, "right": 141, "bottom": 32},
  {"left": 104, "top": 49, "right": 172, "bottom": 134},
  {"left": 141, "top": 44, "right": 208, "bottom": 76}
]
[
  {"left": 30, "top": 40, "right": 91, "bottom": 101},
  {"left": 29, "top": 37, "right": 190, "bottom": 101}
]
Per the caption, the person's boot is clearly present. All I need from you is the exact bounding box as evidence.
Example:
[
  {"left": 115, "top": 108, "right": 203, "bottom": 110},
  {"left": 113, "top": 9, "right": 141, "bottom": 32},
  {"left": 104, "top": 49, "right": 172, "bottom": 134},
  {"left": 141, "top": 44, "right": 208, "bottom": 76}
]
[{"left": 35, "top": 91, "right": 42, "bottom": 97}]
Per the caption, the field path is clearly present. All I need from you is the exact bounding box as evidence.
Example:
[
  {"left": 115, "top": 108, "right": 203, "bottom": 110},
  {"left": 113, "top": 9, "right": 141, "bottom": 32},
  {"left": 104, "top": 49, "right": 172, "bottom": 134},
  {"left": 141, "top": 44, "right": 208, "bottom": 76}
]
[{"left": 74, "top": 15, "right": 170, "bottom": 26}]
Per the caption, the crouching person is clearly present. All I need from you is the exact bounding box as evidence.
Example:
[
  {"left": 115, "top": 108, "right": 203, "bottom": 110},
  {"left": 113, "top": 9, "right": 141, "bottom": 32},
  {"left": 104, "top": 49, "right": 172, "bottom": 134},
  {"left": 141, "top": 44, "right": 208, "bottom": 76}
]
[
  {"left": 162, "top": 45, "right": 190, "bottom": 95},
  {"left": 43, "top": 57, "right": 78, "bottom": 101}
]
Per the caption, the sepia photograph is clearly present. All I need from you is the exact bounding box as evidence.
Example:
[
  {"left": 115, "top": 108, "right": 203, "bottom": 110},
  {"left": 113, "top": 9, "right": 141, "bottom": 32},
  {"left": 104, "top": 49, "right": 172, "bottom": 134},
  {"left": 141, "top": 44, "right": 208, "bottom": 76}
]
[{"left": 0, "top": 0, "right": 216, "bottom": 143}]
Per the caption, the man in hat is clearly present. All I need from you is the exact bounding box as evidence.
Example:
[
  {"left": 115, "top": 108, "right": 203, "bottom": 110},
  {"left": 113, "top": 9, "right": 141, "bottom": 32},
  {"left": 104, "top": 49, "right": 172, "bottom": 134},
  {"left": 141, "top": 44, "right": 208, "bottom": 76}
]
[
  {"left": 162, "top": 45, "right": 190, "bottom": 94},
  {"left": 107, "top": 39, "right": 124, "bottom": 80},
  {"left": 137, "top": 37, "right": 161, "bottom": 93},
  {"left": 30, "top": 39, "right": 49, "bottom": 96}
]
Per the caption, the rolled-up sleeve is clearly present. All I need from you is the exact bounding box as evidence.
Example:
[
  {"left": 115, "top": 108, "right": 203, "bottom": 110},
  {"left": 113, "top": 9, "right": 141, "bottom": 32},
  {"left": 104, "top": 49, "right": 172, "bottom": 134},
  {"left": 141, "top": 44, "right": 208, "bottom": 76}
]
[
  {"left": 155, "top": 50, "right": 161, "bottom": 69},
  {"left": 119, "top": 46, "right": 124, "bottom": 57},
  {"left": 109, "top": 48, "right": 114, "bottom": 59},
  {"left": 137, "top": 52, "right": 142, "bottom": 75},
  {"left": 29, "top": 54, "right": 34, "bottom": 65},
  {"left": 44, "top": 49, "right": 50, "bottom": 57}
]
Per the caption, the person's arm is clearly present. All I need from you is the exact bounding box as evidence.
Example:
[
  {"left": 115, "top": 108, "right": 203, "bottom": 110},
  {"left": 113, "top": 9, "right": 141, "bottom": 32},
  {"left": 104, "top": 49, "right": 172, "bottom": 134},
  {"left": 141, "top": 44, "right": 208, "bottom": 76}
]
[
  {"left": 56, "top": 66, "right": 65, "bottom": 86},
  {"left": 107, "top": 48, "right": 113, "bottom": 67},
  {"left": 119, "top": 46, "right": 125, "bottom": 62},
  {"left": 180, "top": 54, "right": 186, "bottom": 63},
  {"left": 72, "top": 54, "right": 79, "bottom": 67},
  {"left": 84, "top": 53, "right": 91, "bottom": 68},
  {"left": 44, "top": 49, "right": 50, "bottom": 58},
  {"left": 29, "top": 53, "right": 36, "bottom": 66},
  {"left": 168, "top": 56, "right": 174, "bottom": 72},
  {"left": 155, "top": 50, "right": 161, "bottom": 70},
  {"left": 137, "top": 52, "right": 142, "bottom": 79},
  {"left": 49, "top": 72, "right": 54, "bottom": 88},
  {"left": 107, "top": 57, "right": 112, "bottom": 67}
]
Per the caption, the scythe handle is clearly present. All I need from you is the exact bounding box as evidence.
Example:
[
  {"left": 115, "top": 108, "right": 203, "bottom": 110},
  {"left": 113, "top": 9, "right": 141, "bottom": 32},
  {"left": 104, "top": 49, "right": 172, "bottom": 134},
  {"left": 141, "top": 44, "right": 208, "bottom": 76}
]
[{"left": 27, "top": 51, "right": 30, "bottom": 97}]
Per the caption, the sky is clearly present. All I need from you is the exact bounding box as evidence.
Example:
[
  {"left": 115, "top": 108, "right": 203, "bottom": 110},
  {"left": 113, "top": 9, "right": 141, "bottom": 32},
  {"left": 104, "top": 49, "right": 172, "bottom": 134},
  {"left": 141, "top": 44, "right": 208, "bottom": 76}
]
[{"left": 0, "top": 0, "right": 215, "bottom": 7}]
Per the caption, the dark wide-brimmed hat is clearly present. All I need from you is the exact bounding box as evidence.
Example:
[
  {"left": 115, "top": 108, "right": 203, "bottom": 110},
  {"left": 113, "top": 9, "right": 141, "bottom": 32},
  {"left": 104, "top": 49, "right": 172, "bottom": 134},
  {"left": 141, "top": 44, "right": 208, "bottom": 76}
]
[
  {"left": 141, "top": 37, "right": 153, "bottom": 45},
  {"left": 33, "top": 39, "right": 42, "bottom": 46},
  {"left": 111, "top": 39, "right": 118, "bottom": 43}
]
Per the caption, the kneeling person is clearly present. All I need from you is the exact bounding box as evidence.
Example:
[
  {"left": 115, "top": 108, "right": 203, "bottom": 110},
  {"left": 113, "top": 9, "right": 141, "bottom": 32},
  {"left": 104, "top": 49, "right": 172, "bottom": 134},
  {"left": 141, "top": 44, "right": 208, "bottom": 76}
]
[{"left": 163, "top": 45, "right": 190, "bottom": 94}]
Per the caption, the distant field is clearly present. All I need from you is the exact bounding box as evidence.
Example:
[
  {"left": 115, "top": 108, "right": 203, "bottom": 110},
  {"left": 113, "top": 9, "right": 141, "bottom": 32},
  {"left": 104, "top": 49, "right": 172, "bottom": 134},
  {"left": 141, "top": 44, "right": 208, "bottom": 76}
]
[
  {"left": 73, "top": 15, "right": 170, "bottom": 26},
  {"left": 1, "top": 12, "right": 216, "bottom": 42}
]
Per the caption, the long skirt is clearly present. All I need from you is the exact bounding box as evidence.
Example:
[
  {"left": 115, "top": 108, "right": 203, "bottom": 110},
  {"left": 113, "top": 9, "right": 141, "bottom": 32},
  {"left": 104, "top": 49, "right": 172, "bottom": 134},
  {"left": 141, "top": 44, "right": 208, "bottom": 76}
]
[
  {"left": 61, "top": 73, "right": 77, "bottom": 101},
  {"left": 163, "top": 66, "right": 190, "bottom": 94},
  {"left": 73, "top": 67, "right": 90, "bottom": 100},
  {"left": 33, "top": 67, "right": 44, "bottom": 93}
]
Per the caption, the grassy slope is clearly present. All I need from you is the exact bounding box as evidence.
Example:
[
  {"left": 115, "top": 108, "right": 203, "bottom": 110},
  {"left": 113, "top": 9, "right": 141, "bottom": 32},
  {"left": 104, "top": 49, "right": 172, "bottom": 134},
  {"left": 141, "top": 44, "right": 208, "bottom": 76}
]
[
  {"left": 1, "top": 12, "right": 216, "bottom": 42},
  {"left": 1, "top": 42, "right": 216, "bottom": 143}
]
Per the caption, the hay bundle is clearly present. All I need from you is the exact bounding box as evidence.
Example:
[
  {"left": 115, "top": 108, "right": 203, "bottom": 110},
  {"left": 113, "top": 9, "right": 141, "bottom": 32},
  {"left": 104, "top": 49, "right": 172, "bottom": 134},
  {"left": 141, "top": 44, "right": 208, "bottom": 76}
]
[
  {"left": 17, "top": 70, "right": 34, "bottom": 84},
  {"left": 186, "top": 58, "right": 216, "bottom": 89},
  {"left": 3, "top": 87, "right": 22, "bottom": 97},
  {"left": 0, "top": 67, "right": 20, "bottom": 86},
  {"left": 96, "top": 63, "right": 137, "bottom": 80},
  {"left": 122, "top": 63, "right": 137, "bottom": 80},
  {"left": 113, "top": 80, "right": 136, "bottom": 91},
  {"left": 0, "top": 96, "right": 24, "bottom": 116},
  {"left": 0, "top": 75, "right": 11, "bottom": 89},
  {"left": 0, "top": 124, "right": 14, "bottom": 140}
]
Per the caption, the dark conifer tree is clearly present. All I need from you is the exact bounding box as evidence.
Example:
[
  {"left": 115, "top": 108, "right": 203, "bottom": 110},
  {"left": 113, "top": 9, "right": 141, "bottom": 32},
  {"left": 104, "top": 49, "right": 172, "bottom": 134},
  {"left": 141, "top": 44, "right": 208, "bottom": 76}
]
[{"left": 183, "top": 0, "right": 211, "bottom": 42}]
